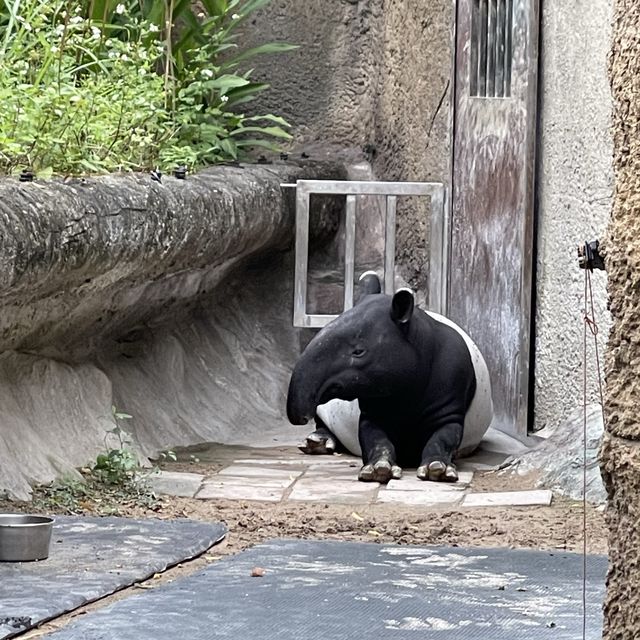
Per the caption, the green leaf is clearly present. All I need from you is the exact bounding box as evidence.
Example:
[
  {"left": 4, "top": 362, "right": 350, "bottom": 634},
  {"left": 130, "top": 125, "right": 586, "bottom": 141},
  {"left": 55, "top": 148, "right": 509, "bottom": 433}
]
[
  {"left": 223, "top": 42, "right": 297, "bottom": 67},
  {"left": 223, "top": 82, "right": 269, "bottom": 106},
  {"left": 244, "top": 113, "right": 290, "bottom": 127},
  {"left": 229, "top": 125, "right": 292, "bottom": 139},
  {"left": 209, "top": 74, "right": 251, "bottom": 94},
  {"left": 219, "top": 137, "right": 238, "bottom": 158}
]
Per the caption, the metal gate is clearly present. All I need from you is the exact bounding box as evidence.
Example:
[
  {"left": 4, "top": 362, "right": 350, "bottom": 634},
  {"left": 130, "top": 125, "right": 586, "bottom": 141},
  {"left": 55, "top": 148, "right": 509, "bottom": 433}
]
[
  {"left": 289, "top": 180, "right": 446, "bottom": 328},
  {"left": 449, "top": 0, "right": 540, "bottom": 438}
]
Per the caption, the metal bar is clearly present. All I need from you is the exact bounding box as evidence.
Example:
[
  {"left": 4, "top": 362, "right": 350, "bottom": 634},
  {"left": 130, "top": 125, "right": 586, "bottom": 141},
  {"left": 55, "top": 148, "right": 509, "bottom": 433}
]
[
  {"left": 293, "top": 180, "right": 442, "bottom": 197},
  {"left": 299, "top": 314, "right": 338, "bottom": 329},
  {"left": 504, "top": 0, "right": 513, "bottom": 96},
  {"left": 495, "top": 0, "right": 506, "bottom": 97},
  {"left": 344, "top": 195, "right": 357, "bottom": 311},
  {"left": 470, "top": 0, "right": 480, "bottom": 96},
  {"left": 293, "top": 184, "right": 310, "bottom": 327},
  {"left": 486, "top": 0, "right": 497, "bottom": 97},
  {"left": 384, "top": 196, "right": 397, "bottom": 295},
  {"left": 478, "top": 0, "right": 488, "bottom": 96},
  {"left": 428, "top": 186, "right": 447, "bottom": 315}
]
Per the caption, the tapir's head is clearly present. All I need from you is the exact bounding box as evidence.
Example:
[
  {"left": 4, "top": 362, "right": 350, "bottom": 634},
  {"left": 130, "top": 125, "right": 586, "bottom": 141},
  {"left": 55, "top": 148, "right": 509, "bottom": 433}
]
[{"left": 286, "top": 285, "right": 420, "bottom": 425}]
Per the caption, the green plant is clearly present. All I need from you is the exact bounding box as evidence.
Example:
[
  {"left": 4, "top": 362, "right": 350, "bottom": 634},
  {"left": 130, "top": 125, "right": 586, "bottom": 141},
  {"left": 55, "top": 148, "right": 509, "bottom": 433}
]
[
  {"left": 92, "top": 405, "right": 139, "bottom": 485},
  {"left": 0, "top": 0, "right": 295, "bottom": 175}
]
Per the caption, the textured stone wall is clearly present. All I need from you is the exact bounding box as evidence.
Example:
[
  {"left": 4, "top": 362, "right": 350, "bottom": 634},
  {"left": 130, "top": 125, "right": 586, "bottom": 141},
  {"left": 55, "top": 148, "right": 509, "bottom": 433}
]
[
  {"left": 247, "top": 0, "right": 453, "bottom": 291},
  {"left": 601, "top": 0, "right": 640, "bottom": 637},
  {"left": 0, "top": 160, "right": 346, "bottom": 500},
  {"left": 242, "top": 0, "right": 382, "bottom": 148},
  {"left": 534, "top": 0, "right": 613, "bottom": 432},
  {"left": 372, "top": 0, "right": 453, "bottom": 290}
]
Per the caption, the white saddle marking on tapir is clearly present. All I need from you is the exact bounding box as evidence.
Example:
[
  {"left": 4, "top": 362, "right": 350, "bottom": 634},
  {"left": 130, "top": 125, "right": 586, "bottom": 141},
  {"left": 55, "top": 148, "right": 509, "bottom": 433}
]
[{"left": 316, "top": 311, "right": 494, "bottom": 458}]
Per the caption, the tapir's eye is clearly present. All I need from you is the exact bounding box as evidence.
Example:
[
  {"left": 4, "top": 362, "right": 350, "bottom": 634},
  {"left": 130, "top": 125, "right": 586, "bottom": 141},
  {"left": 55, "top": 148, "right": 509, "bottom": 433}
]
[{"left": 352, "top": 348, "right": 366, "bottom": 358}]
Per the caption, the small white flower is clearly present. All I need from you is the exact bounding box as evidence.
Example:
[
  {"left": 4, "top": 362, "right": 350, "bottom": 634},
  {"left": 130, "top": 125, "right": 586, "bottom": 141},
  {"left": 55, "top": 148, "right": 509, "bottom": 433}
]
[
  {"left": 231, "top": 13, "right": 240, "bottom": 19},
  {"left": 221, "top": 95, "right": 229, "bottom": 102},
  {"left": 51, "top": 45, "right": 59, "bottom": 54},
  {"left": 115, "top": 3, "right": 126, "bottom": 14},
  {"left": 201, "top": 69, "right": 214, "bottom": 78},
  {"left": 120, "top": 53, "right": 129, "bottom": 61},
  {"left": 91, "top": 26, "right": 101, "bottom": 39},
  {"left": 197, "top": 12, "right": 205, "bottom": 18},
  {"left": 70, "top": 15, "right": 83, "bottom": 24},
  {"left": 148, "top": 23, "right": 159, "bottom": 32},
  {"left": 55, "top": 24, "right": 65, "bottom": 35}
]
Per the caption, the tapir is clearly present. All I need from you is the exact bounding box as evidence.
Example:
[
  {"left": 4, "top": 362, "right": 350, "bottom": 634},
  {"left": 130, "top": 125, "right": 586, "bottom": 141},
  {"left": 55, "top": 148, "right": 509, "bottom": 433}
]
[{"left": 286, "top": 272, "right": 493, "bottom": 483}]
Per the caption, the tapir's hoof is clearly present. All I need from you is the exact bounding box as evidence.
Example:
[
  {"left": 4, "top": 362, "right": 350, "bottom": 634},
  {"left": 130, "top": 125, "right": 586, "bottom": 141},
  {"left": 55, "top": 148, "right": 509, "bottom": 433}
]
[
  {"left": 417, "top": 461, "right": 459, "bottom": 482},
  {"left": 358, "top": 460, "right": 402, "bottom": 483},
  {"left": 299, "top": 431, "right": 336, "bottom": 455}
]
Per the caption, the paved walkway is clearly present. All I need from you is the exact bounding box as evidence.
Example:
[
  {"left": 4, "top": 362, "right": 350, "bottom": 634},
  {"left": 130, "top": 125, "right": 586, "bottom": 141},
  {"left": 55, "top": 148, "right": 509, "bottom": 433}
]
[{"left": 149, "top": 450, "right": 552, "bottom": 508}]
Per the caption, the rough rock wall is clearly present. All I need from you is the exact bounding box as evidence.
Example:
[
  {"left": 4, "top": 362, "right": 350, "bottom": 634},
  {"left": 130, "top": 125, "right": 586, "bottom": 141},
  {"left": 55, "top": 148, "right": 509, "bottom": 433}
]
[
  {"left": 534, "top": 0, "right": 613, "bottom": 432},
  {"left": 243, "top": 0, "right": 383, "bottom": 148},
  {"left": 247, "top": 0, "right": 453, "bottom": 292},
  {"left": 601, "top": 1, "right": 640, "bottom": 637},
  {"left": 0, "top": 160, "right": 346, "bottom": 500},
  {"left": 372, "top": 0, "right": 453, "bottom": 290}
]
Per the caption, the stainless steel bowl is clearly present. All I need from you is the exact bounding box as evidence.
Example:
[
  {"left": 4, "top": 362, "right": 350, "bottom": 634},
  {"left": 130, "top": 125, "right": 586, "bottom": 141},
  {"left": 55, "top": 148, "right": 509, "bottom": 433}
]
[{"left": 0, "top": 514, "right": 54, "bottom": 562}]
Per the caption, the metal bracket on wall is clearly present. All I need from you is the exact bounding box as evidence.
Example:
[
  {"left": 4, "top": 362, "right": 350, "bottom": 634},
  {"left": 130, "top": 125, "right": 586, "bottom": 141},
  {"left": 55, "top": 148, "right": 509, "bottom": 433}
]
[{"left": 283, "top": 180, "right": 448, "bottom": 328}]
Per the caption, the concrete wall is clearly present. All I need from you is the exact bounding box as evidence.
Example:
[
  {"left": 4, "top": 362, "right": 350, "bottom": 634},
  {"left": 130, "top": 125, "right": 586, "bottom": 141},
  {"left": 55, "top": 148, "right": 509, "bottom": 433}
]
[
  {"left": 601, "top": 0, "right": 640, "bottom": 635},
  {"left": 533, "top": 0, "right": 613, "bottom": 431}
]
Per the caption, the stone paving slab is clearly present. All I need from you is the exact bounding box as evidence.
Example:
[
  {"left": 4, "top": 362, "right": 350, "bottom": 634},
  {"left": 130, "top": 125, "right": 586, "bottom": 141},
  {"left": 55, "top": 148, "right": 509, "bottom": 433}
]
[
  {"left": 196, "top": 478, "right": 291, "bottom": 502},
  {"left": 385, "top": 471, "right": 473, "bottom": 491},
  {"left": 232, "top": 458, "right": 310, "bottom": 466},
  {"left": 155, "top": 451, "right": 559, "bottom": 509},
  {"left": 0, "top": 516, "right": 226, "bottom": 640},
  {"left": 377, "top": 488, "right": 465, "bottom": 506},
  {"left": 462, "top": 490, "right": 553, "bottom": 507},
  {"left": 217, "top": 465, "right": 304, "bottom": 479},
  {"left": 288, "top": 479, "right": 379, "bottom": 504},
  {"left": 148, "top": 471, "right": 205, "bottom": 498}
]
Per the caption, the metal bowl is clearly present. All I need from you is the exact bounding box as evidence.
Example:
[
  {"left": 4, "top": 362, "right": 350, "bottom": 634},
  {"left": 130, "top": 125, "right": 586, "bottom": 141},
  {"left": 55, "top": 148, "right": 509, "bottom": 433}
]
[{"left": 0, "top": 514, "right": 54, "bottom": 562}]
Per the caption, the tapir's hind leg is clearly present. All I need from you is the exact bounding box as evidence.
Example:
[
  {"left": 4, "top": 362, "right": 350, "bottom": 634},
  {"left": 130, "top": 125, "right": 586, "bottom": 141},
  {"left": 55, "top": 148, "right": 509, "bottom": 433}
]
[
  {"left": 417, "top": 423, "right": 463, "bottom": 482},
  {"left": 299, "top": 415, "right": 346, "bottom": 455}
]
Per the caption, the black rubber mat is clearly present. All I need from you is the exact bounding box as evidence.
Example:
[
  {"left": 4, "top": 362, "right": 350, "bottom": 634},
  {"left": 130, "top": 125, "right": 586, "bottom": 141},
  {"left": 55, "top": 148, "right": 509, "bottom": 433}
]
[
  {"left": 0, "top": 516, "right": 226, "bottom": 639},
  {"left": 45, "top": 539, "right": 606, "bottom": 639}
]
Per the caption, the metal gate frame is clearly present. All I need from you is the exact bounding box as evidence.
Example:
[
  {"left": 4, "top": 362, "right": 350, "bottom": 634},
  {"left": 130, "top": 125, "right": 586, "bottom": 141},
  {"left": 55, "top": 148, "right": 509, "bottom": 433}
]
[{"left": 288, "top": 180, "right": 448, "bottom": 329}]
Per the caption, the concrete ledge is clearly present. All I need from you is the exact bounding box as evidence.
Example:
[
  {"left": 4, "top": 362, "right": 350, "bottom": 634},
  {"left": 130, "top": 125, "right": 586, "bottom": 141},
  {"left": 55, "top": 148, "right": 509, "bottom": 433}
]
[{"left": 0, "top": 160, "right": 344, "bottom": 356}]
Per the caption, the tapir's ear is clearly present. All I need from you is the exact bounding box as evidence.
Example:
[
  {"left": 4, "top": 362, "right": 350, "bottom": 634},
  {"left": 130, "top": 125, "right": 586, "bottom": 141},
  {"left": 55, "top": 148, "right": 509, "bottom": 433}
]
[{"left": 390, "top": 289, "right": 414, "bottom": 325}]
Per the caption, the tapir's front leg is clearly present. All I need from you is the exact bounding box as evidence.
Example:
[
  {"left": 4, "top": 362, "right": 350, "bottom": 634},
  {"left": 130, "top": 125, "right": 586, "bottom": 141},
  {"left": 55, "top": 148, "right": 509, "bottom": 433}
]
[
  {"left": 357, "top": 418, "right": 402, "bottom": 483},
  {"left": 417, "top": 423, "right": 463, "bottom": 482}
]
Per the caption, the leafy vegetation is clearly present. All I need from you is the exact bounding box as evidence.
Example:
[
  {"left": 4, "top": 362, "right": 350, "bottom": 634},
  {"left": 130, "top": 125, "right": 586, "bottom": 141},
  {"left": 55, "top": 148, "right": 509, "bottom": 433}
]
[
  {"left": 30, "top": 406, "right": 161, "bottom": 515},
  {"left": 0, "top": 0, "right": 295, "bottom": 176}
]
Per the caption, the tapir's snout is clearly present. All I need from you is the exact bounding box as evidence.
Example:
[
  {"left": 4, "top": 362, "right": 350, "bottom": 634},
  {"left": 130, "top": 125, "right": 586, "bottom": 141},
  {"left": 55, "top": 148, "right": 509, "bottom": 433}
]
[{"left": 286, "top": 366, "right": 316, "bottom": 425}]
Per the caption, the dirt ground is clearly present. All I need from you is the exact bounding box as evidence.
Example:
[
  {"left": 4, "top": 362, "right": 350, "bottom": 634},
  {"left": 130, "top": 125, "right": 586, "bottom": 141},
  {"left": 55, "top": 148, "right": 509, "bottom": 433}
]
[
  {"left": 5, "top": 448, "right": 608, "bottom": 639},
  {"left": 2, "top": 445, "right": 609, "bottom": 557}
]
